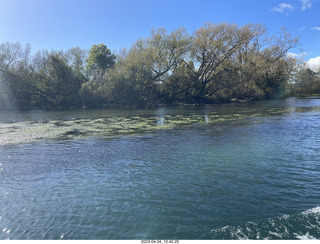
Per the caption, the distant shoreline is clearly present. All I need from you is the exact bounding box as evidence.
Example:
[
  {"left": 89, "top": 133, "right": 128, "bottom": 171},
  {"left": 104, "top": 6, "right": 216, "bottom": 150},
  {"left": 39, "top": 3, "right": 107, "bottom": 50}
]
[{"left": 2, "top": 95, "right": 320, "bottom": 112}]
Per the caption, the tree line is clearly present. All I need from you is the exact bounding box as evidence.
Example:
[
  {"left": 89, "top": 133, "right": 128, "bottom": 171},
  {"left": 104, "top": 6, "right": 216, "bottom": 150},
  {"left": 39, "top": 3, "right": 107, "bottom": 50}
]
[{"left": 0, "top": 22, "right": 318, "bottom": 111}]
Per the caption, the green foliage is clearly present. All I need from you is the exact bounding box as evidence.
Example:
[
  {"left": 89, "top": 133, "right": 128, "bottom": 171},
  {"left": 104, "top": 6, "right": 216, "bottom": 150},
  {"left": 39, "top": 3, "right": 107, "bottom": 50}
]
[
  {"left": 0, "top": 23, "right": 311, "bottom": 111},
  {"left": 86, "top": 44, "right": 115, "bottom": 73},
  {"left": 0, "top": 45, "right": 87, "bottom": 110},
  {"left": 163, "top": 60, "right": 198, "bottom": 103},
  {"left": 289, "top": 68, "right": 320, "bottom": 96},
  {"left": 37, "top": 53, "right": 84, "bottom": 108}
]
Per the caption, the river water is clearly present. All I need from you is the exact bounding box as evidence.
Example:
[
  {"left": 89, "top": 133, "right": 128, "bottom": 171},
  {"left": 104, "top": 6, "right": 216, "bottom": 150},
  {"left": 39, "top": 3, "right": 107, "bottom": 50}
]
[{"left": 0, "top": 97, "right": 320, "bottom": 240}]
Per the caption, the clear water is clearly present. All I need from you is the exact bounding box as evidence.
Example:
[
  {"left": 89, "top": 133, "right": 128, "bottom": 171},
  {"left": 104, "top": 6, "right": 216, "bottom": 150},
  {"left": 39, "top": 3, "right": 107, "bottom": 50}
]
[{"left": 0, "top": 97, "right": 320, "bottom": 240}]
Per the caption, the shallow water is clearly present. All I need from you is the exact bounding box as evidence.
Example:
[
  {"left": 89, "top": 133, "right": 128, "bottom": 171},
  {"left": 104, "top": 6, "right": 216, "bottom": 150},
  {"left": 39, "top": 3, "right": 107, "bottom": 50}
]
[{"left": 0, "top": 97, "right": 320, "bottom": 239}]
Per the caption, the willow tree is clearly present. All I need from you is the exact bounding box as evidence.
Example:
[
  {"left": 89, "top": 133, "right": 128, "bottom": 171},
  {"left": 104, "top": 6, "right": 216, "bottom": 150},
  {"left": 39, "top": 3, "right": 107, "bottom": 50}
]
[
  {"left": 177, "top": 23, "right": 254, "bottom": 102},
  {"left": 182, "top": 23, "right": 299, "bottom": 102},
  {"left": 148, "top": 27, "right": 191, "bottom": 83},
  {"left": 227, "top": 26, "right": 299, "bottom": 101}
]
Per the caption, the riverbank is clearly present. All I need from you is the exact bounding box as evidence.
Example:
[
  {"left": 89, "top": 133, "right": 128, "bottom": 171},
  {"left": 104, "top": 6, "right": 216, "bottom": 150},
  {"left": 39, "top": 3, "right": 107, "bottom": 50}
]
[{"left": 0, "top": 95, "right": 285, "bottom": 111}]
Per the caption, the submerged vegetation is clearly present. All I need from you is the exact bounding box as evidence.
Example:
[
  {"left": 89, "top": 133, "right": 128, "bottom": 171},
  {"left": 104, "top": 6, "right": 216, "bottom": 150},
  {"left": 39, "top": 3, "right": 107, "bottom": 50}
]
[
  {"left": 0, "top": 22, "right": 318, "bottom": 111},
  {"left": 0, "top": 104, "right": 310, "bottom": 146}
]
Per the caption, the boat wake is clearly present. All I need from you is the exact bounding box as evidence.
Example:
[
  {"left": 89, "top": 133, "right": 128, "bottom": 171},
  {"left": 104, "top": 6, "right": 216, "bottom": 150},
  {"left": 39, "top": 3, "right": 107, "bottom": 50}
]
[{"left": 211, "top": 206, "right": 320, "bottom": 240}]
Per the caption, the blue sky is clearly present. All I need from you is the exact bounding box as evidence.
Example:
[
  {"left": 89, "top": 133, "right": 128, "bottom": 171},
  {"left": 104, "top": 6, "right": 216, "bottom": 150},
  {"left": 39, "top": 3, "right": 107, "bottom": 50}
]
[{"left": 1, "top": 0, "right": 320, "bottom": 66}]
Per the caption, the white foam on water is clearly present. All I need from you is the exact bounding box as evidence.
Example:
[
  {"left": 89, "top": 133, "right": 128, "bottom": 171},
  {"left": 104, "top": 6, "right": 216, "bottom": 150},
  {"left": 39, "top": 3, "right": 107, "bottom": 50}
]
[
  {"left": 294, "top": 232, "right": 318, "bottom": 240},
  {"left": 232, "top": 227, "right": 248, "bottom": 240},
  {"left": 210, "top": 206, "right": 320, "bottom": 240},
  {"left": 268, "top": 231, "right": 283, "bottom": 238},
  {"left": 303, "top": 206, "right": 320, "bottom": 215}
]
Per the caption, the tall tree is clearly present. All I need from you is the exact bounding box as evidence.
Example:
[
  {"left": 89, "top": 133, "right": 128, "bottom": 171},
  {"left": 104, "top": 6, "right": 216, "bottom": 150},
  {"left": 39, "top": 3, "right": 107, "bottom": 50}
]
[
  {"left": 181, "top": 23, "right": 298, "bottom": 103},
  {"left": 35, "top": 52, "right": 83, "bottom": 108},
  {"left": 186, "top": 23, "right": 256, "bottom": 102},
  {"left": 86, "top": 44, "right": 115, "bottom": 73}
]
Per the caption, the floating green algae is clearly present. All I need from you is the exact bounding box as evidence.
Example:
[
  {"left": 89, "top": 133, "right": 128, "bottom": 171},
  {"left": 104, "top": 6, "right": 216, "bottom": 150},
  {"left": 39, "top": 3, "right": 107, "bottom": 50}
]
[{"left": 0, "top": 105, "right": 309, "bottom": 146}]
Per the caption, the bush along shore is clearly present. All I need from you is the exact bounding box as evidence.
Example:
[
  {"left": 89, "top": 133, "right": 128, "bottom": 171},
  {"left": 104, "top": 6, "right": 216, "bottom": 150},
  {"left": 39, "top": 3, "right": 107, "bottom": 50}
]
[{"left": 1, "top": 22, "right": 319, "bottom": 111}]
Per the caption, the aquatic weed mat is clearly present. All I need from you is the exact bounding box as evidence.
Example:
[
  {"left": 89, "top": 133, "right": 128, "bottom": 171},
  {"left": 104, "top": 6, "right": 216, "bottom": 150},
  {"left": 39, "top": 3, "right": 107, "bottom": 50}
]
[{"left": 0, "top": 107, "right": 305, "bottom": 146}]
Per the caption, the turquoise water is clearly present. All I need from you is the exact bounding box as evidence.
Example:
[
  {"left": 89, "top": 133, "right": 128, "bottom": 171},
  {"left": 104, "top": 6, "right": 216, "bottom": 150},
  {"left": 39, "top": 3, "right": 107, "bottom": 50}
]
[{"left": 0, "top": 97, "right": 320, "bottom": 239}]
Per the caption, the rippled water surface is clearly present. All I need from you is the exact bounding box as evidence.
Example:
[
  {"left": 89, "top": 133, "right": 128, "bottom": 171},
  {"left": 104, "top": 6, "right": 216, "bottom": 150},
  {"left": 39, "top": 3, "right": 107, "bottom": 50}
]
[{"left": 0, "top": 97, "right": 320, "bottom": 239}]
